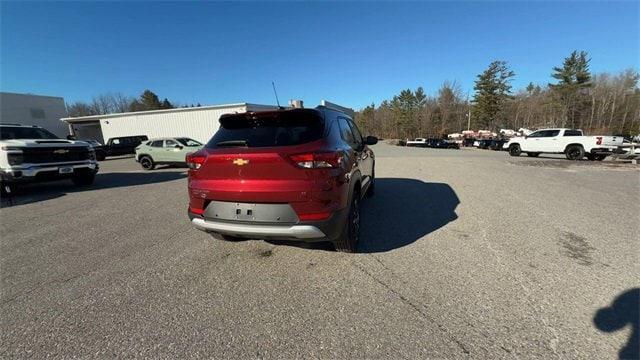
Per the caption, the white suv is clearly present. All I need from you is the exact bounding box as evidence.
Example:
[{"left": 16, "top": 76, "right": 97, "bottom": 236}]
[{"left": 0, "top": 124, "right": 99, "bottom": 192}]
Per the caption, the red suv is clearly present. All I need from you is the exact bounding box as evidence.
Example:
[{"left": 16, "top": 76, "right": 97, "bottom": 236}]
[{"left": 186, "top": 106, "right": 377, "bottom": 252}]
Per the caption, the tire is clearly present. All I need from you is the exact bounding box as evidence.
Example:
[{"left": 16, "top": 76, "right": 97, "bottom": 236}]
[
  {"left": 594, "top": 154, "right": 607, "bottom": 161},
  {"left": 527, "top": 152, "right": 540, "bottom": 157},
  {"left": 333, "top": 190, "right": 361, "bottom": 253},
  {"left": 366, "top": 168, "right": 375, "bottom": 197},
  {"left": 565, "top": 145, "right": 585, "bottom": 160},
  {"left": 509, "top": 144, "right": 522, "bottom": 157},
  {"left": 96, "top": 151, "right": 106, "bottom": 161},
  {"left": 71, "top": 170, "right": 96, "bottom": 186},
  {"left": 139, "top": 155, "right": 155, "bottom": 170},
  {"left": 210, "top": 233, "right": 243, "bottom": 241}
]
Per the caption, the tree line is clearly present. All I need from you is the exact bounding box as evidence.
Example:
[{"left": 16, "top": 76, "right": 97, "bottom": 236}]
[
  {"left": 66, "top": 89, "right": 202, "bottom": 117},
  {"left": 355, "top": 51, "right": 640, "bottom": 138}
]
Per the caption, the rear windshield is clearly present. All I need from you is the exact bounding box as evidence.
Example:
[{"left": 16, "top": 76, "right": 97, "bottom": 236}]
[
  {"left": 206, "top": 110, "right": 324, "bottom": 148},
  {"left": 0, "top": 126, "right": 59, "bottom": 140},
  {"left": 563, "top": 130, "right": 582, "bottom": 136}
]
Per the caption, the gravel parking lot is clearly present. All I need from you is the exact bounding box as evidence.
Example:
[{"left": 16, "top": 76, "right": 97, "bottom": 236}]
[{"left": 1, "top": 144, "right": 638, "bottom": 358}]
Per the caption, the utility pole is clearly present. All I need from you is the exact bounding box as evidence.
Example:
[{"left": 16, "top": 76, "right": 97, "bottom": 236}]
[{"left": 466, "top": 93, "right": 471, "bottom": 131}]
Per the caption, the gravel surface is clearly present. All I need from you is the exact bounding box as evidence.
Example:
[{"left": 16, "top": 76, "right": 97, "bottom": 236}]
[{"left": 1, "top": 145, "right": 638, "bottom": 358}]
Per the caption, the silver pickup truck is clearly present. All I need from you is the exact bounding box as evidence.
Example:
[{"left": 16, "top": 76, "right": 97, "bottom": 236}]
[{"left": 1, "top": 124, "right": 99, "bottom": 192}]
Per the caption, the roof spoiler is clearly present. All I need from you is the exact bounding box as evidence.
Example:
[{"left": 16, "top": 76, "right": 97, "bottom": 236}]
[{"left": 318, "top": 100, "right": 355, "bottom": 118}]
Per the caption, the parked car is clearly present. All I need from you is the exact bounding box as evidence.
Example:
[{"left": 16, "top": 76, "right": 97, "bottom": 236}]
[
  {"left": 462, "top": 138, "right": 475, "bottom": 147},
  {"left": 426, "top": 138, "right": 459, "bottom": 149},
  {"left": 105, "top": 135, "right": 148, "bottom": 157},
  {"left": 134, "top": 137, "right": 203, "bottom": 170},
  {"left": 186, "top": 106, "right": 377, "bottom": 252},
  {"left": 477, "top": 139, "right": 493, "bottom": 149},
  {"left": 446, "top": 140, "right": 461, "bottom": 149},
  {"left": 0, "top": 124, "right": 98, "bottom": 192},
  {"left": 426, "top": 138, "right": 440, "bottom": 148},
  {"left": 78, "top": 139, "right": 106, "bottom": 161},
  {"left": 406, "top": 138, "right": 428, "bottom": 147},
  {"left": 506, "top": 128, "right": 623, "bottom": 160},
  {"left": 489, "top": 139, "right": 507, "bottom": 151}
]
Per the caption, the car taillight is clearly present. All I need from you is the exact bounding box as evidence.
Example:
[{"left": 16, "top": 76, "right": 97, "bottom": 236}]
[
  {"left": 289, "top": 152, "right": 342, "bottom": 169},
  {"left": 189, "top": 206, "right": 205, "bottom": 215},
  {"left": 186, "top": 151, "right": 207, "bottom": 170},
  {"left": 596, "top": 137, "right": 602, "bottom": 145}
]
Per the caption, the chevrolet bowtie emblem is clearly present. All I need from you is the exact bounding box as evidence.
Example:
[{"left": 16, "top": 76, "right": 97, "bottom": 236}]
[
  {"left": 53, "top": 149, "right": 69, "bottom": 154},
  {"left": 232, "top": 158, "right": 249, "bottom": 166}
]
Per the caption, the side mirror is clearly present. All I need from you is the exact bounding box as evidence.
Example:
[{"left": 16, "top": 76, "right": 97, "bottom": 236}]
[
  {"left": 175, "top": 144, "right": 183, "bottom": 149},
  {"left": 364, "top": 136, "right": 378, "bottom": 145},
  {"left": 66, "top": 135, "right": 76, "bottom": 140}
]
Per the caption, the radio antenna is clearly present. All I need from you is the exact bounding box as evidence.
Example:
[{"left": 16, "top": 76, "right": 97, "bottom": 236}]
[{"left": 271, "top": 81, "right": 281, "bottom": 108}]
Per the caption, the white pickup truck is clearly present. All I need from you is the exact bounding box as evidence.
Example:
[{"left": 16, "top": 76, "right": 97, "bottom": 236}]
[
  {"left": 406, "top": 138, "right": 428, "bottom": 147},
  {"left": 1, "top": 124, "right": 99, "bottom": 193},
  {"left": 506, "top": 128, "right": 623, "bottom": 160}
]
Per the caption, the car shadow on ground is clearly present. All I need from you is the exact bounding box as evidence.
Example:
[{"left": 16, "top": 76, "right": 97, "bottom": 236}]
[
  {"left": 0, "top": 171, "right": 186, "bottom": 208},
  {"left": 358, "top": 178, "right": 459, "bottom": 253},
  {"left": 593, "top": 288, "right": 639, "bottom": 360},
  {"left": 267, "top": 178, "right": 460, "bottom": 253}
]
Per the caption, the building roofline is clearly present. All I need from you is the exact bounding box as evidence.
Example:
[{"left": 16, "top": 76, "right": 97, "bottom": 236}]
[
  {"left": 0, "top": 91, "right": 64, "bottom": 100},
  {"left": 61, "top": 102, "right": 272, "bottom": 123}
]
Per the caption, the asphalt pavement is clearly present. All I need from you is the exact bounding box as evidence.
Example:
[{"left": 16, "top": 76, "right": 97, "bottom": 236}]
[{"left": 1, "top": 145, "right": 638, "bottom": 358}]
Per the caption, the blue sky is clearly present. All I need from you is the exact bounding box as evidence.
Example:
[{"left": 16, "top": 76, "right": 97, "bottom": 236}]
[{"left": 1, "top": 1, "right": 638, "bottom": 109}]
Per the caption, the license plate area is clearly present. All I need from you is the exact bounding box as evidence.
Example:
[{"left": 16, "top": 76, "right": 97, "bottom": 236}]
[
  {"left": 235, "top": 203, "right": 256, "bottom": 221},
  {"left": 204, "top": 201, "right": 299, "bottom": 223},
  {"left": 58, "top": 166, "right": 73, "bottom": 174}
]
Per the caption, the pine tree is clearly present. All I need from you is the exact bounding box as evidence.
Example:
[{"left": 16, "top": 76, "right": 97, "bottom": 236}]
[
  {"left": 549, "top": 50, "right": 591, "bottom": 128},
  {"left": 391, "top": 89, "right": 418, "bottom": 138},
  {"left": 160, "top": 98, "right": 173, "bottom": 109},
  {"left": 472, "top": 61, "right": 515, "bottom": 129},
  {"left": 526, "top": 82, "right": 535, "bottom": 94},
  {"left": 355, "top": 103, "right": 376, "bottom": 134},
  {"left": 129, "top": 99, "right": 142, "bottom": 112},
  {"left": 138, "top": 90, "right": 162, "bottom": 110}
]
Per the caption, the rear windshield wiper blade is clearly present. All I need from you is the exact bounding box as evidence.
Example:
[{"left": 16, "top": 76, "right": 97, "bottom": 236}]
[{"left": 216, "top": 140, "right": 248, "bottom": 147}]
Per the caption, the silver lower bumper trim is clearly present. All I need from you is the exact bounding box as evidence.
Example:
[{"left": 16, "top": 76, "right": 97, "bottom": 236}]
[
  {"left": 2, "top": 162, "right": 97, "bottom": 178},
  {"left": 191, "top": 218, "right": 326, "bottom": 239}
]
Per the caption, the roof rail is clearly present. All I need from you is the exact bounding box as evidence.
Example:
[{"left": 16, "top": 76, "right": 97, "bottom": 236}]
[
  {"left": 0, "top": 123, "right": 39, "bottom": 127},
  {"left": 319, "top": 100, "right": 355, "bottom": 118}
]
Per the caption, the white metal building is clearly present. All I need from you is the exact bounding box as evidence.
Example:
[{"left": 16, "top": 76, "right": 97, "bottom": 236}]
[
  {"left": 0, "top": 92, "right": 69, "bottom": 137},
  {"left": 61, "top": 103, "right": 277, "bottom": 144}
]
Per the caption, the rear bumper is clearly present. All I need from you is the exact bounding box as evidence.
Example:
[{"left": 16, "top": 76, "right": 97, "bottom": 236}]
[
  {"left": 590, "top": 147, "right": 617, "bottom": 155},
  {"left": 188, "top": 206, "right": 348, "bottom": 242},
  {"left": 191, "top": 217, "right": 326, "bottom": 240}
]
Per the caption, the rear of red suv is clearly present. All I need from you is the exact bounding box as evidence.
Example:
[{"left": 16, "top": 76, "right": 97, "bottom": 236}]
[{"left": 187, "top": 107, "right": 376, "bottom": 252}]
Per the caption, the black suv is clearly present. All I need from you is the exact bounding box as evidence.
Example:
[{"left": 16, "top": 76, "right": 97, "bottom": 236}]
[{"left": 105, "top": 135, "right": 148, "bottom": 156}]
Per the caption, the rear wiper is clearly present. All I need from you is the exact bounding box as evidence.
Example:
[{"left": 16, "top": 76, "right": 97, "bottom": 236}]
[{"left": 216, "top": 140, "right": 248, "bottom": 147}]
